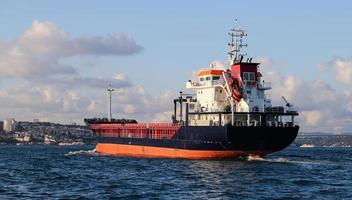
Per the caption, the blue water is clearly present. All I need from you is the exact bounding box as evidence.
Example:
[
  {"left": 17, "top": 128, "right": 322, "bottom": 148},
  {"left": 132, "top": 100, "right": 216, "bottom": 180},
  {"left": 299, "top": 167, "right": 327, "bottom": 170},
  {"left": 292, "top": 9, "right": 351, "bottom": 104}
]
[{"left": 0, "top": 145, "right": 351, "bottom": 199}]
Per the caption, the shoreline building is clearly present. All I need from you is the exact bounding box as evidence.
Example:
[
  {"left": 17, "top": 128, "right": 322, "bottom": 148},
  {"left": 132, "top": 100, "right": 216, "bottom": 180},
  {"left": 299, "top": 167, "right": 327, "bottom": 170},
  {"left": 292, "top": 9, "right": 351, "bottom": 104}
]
[{"left": 3, "top": 118, "right": 17, "bottom": 132}]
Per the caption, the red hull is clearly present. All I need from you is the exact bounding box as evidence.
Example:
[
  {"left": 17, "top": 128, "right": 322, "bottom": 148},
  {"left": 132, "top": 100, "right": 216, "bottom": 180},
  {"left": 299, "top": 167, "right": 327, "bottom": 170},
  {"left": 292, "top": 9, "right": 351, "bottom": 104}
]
[{"left": 96, "top": 143, "right": 265, "bottom": 159}]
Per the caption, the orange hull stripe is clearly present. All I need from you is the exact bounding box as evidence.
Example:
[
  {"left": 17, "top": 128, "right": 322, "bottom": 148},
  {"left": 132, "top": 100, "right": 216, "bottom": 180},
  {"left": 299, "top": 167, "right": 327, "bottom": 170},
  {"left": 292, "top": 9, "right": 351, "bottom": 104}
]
[{"left": 96, "top": 143, "right": 249, "bottom": 159}]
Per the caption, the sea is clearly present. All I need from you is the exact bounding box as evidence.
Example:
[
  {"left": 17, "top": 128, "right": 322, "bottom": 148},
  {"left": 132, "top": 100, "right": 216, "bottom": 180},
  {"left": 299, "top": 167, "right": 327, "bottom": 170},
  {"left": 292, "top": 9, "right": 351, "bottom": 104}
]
[{"left": 0, "top": 145, "right": 351, "bottom": 200}]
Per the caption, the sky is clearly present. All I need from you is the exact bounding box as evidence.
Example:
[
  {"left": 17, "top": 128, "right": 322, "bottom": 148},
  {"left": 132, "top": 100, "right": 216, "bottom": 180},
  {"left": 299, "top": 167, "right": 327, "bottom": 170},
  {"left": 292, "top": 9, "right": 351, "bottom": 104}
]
[{"left": 0, "top": 0, "right": 352, "bottom": 133}]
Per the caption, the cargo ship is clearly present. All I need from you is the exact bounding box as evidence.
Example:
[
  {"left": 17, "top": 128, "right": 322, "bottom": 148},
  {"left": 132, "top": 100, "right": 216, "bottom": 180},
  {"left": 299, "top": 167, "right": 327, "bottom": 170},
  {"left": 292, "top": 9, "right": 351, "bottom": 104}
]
[{"left": 85, "top": 24, "right": 299, "bottom": 159}]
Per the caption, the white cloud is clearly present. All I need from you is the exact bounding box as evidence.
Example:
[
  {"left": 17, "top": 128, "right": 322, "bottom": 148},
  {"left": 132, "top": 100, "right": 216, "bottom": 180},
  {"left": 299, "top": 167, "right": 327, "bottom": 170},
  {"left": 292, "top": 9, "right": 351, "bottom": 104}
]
[
  {"left": 67, "top": 32, "right": 143, "bottom": 56},
  {"left": 256, "top": 57, "right": 274, "bottom": 67},
  {"left": 301, "top": 110, "right": 323, "bottom": 127},
  {"left": 87, "top": 100, "right": 99, "bottom": 113},
  {"left": 265, "top": 69, "right": 352, "bottom": 133},
  {"left": 152, "top": 111, "right": 174, "bottom": 123},
  {"left": 112, "top": 87, "right": 174, "bottom": 117},
  {"left": 63, "top": 91, "right": 80, "bottom": 112},
  {"left": 209, "top": 60, "right": 226, "bottom": 70},
  {"left": 346, "top": 91, "right": 352, "bottom": 113},
  {"left": 334, "top": 58, "right": 352, "bottom": 85},
  {"left": 69, "top": 76, "right": 131, "bottom": 89},
  {"left": 0, "top": 20, "right": 143, "bottom": 78},
  {"left": 0, "top": 20, "right": 150, "bottom": 124},
  {"left": 0, "top": 77, "right": 175, "bottom": 124},
  {"left": 114, "top": 73, "right": 128, "bottom": 81},
  {"left": 123, "top": 104, "right": 136, "bottom": 114},
  {"left": 18, "top": 20, "right": 68, "bottom": 56}
]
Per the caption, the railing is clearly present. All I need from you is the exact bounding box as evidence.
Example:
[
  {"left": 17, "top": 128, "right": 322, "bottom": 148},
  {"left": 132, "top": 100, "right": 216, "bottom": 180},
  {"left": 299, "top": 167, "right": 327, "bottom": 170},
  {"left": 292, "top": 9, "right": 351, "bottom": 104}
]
[
  {"left": 191, "top": 80, "right": 225, "bottom": 87},
  {"left": 187, "top": 111, "right": 299, "bottom": 128},
  {"left": 264, "top": 93, "right": 271, "bottom": 101},
  {"left": 84, "top": 118, "right": 137, "bottom": 124},
  {"left": 91, "top": 123, "right": 182, "bottom": 140},
  {"left": 258, "top": 81, "right": 272, "bottom": 90},
  {"left": 233, "top": 120, "right": 296, "bottom": 127}
]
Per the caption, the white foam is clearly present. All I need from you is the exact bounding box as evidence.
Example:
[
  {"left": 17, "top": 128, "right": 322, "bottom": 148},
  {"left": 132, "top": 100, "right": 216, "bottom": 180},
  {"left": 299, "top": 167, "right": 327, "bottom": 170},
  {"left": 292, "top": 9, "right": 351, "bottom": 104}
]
[
  {"left": 300, "top": 144, "right": 315, "bottom": 148},
  {"left": 65, "top": 148, "right": 98, "bottom": 156},
  {"left": 246, "top": 156, "right": 322, "bottom": 167},
  {"left": 246, "top": 155, "right": 265, "bottom": 161}
]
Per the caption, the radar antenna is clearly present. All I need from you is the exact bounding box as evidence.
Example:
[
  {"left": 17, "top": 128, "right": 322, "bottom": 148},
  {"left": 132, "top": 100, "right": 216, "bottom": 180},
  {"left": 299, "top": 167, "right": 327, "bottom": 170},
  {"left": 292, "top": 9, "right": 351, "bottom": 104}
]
[{"left": 228, "top": 19, "right": 248, "bottom": 66}]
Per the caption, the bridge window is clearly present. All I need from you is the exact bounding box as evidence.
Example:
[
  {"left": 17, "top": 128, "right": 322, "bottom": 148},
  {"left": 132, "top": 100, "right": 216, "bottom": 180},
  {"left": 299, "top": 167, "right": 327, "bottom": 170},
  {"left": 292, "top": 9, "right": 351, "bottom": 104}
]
[
  {"left": 243, "top": 72, "right": 255, "bottom": 82},
  {"left": 200, "top": 77, "right": 204, "bottom": 81},
  {"left": 213, "top": 76, "right": 220, "bottom": 80},
  {"left": 206, "top": 76, "right": 211, "bottom": 81},
  {"left": 249, "top": 73, "right": 255, "bottom": 81}
]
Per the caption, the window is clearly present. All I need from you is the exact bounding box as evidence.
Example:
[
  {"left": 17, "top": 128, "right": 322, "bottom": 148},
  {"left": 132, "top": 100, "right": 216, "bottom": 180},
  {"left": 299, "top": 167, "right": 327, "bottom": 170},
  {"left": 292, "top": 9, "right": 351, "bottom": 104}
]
[
  {"left": 200, "top": 77, "right": 204, "bottom": 81},
  {"left": 249, "top": 73, "right": 255, "bottom": 81},
  {"left": 243, "top": 72, "right": 255, "bottom": 82},
  {"left": 213, "top": 76, "right": 220, "bottom": 80},
  {"left": 206, "top": 76, "right": 211, "bottom": 81},
  {"left": 243, "top": 73, "right": 249, "bottom": 81}
]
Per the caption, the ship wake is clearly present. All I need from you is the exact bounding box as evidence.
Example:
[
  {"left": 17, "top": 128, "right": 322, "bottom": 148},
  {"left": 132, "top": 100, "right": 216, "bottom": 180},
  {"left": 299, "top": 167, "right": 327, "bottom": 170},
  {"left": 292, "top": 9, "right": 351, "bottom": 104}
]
[
  {"left": 246, "top": 156, "right": 324, "bottom": 167},
  {"left": 65, "top": 149, "right": 98, "bottom": 156}
]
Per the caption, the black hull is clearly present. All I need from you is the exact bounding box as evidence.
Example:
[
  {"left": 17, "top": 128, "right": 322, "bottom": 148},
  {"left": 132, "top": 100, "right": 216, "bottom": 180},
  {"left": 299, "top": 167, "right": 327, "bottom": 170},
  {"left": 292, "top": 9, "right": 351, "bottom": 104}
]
[{"left": 97, "top": 125, "right": 299, "bottom": 155}]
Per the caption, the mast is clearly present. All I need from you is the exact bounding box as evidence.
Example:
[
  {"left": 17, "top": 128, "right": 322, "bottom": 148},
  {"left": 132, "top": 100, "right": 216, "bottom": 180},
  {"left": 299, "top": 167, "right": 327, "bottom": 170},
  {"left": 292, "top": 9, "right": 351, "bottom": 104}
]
[
  {"left": 228, "top": 20, "right": 248, "bottom": 66},
  {"left": 226, "top": 20, "right": 248, "bottom": 125},
  {"left": 107, "top": 84, "right": 114, "bottom": 121}
]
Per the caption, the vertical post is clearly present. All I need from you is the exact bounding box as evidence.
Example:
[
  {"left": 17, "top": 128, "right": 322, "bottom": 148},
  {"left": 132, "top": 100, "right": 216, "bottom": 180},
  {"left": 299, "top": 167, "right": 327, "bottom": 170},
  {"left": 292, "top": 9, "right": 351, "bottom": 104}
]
[
  {"left": 109, "top": 90, "right": 112, "bottom": 120},
  {"left": 179, "top": 91, "right": 183, "bottom": 122},
  {"left": 247, "top": 113, "right": 250, "bottom": 126},
  {"left": 231, "top": 103, "right": 234, "bottom": 126},
  {"left": 173, "top": 100, "right": 177, "bottom": 123},
  {"left": 107, "top": 85, "right": 114, "bottom": 122},
  {"left": 219, "top": 113, "right": 222, "bottom": 126},
  {"left": 185, "top": 103, "right": 189, "bottom": 126},
  {"left": 259, "top": 114, "right": 262, "bottom": 126},
  {"left": 222, "top": 71, "right": 235, "bottom": 126}
]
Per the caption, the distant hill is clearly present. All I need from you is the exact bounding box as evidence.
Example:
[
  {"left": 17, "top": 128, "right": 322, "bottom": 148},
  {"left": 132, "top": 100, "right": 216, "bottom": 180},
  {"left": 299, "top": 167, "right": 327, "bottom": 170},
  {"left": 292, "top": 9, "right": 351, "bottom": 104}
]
[
  {"left": 299, "top": 132, "right": 352, "bottom": 135},
  {"left": 294, "top": 134, "right": 352, "bottom": 147}
]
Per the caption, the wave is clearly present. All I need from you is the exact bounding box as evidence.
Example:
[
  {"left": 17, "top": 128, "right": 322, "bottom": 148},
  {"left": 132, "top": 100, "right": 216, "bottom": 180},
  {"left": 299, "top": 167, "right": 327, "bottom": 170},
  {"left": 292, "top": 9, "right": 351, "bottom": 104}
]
[
  {"left": 65, "top": 149, "right": 98, "bottom": 156},
  {"left": 246, "top": 155, "right": 266, "bottom": 161},
  {"left": 323, "top": 145, "right": 352, "bottom": 148},
  {"left": 300, "top": 144, "right": 315, "bottom": 148},
  {"left": 299, "top": 144, "right": 351, "bottom": 148}
]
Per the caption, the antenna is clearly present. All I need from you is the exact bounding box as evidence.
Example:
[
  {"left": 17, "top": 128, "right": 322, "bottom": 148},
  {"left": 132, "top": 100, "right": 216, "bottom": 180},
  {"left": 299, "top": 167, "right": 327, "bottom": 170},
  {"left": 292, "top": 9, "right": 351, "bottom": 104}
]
[
  {"left": 227, "top": 19, "right": 248, "bottom": 66},
  {"left": 107, "top": 84, "right": 114, "bottom": 121}
]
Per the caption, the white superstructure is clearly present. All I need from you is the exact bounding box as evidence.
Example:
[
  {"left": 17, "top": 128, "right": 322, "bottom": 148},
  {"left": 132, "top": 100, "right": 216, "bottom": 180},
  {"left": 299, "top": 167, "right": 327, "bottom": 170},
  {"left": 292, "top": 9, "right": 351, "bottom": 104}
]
[{"left": 184, "top": 24, "right": 273, "bottom": 126}]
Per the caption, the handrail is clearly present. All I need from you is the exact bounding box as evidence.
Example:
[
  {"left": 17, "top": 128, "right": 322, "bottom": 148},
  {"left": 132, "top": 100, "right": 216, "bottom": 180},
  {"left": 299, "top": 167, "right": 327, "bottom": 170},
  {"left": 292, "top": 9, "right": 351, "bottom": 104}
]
[{"left": 258, "top": 81, "right": 272, "bottom": 89}]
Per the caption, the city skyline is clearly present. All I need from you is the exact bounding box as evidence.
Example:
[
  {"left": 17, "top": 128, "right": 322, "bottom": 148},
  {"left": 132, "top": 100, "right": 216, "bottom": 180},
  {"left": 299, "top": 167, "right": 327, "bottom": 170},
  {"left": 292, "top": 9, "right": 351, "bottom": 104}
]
[{"left": 1, "top": 1, "right": 352, "bottom": 133}]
